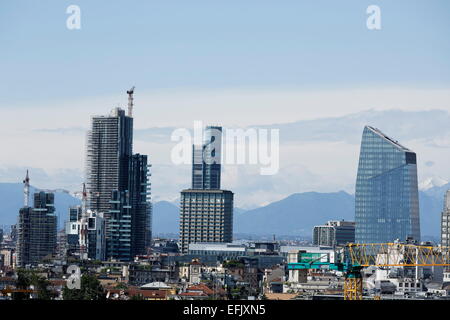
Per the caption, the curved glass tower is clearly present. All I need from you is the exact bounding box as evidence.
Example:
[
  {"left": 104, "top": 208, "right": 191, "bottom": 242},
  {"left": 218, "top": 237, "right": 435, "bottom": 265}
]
[{"left": 355, "top": 126, "right": 421, "bottom": 243}]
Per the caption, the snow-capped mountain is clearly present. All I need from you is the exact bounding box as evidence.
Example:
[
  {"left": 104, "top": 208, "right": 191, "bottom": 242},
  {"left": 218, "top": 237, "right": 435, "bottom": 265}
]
[{"left": 419, "top": 177, "right": 449, "bottom": 191}]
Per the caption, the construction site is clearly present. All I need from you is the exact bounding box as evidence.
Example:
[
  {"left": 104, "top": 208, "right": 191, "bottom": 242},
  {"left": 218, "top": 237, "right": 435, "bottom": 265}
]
[{"left": 286, "top": 239, "right": 450, "bottom": 300}]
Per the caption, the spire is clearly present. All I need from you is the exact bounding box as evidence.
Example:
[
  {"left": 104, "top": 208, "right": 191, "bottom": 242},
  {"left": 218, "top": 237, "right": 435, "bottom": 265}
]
[
  {"left": 23, "top": 170, "right": 30, "bottom": 207},
  {"left": 127, "top": 86, "right": 135, "bottom": 117}
]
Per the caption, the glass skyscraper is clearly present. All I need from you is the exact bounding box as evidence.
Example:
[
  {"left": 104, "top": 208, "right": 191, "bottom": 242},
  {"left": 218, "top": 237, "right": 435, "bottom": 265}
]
[
  {"left": 355, "top": 126, "right": 420, "bottom": 244},
  {"left": 180, "top": 125, "right": 233, "bottom": 254},
  {"left": 192, "top": 126, "right": 222, "bottom": 190}
]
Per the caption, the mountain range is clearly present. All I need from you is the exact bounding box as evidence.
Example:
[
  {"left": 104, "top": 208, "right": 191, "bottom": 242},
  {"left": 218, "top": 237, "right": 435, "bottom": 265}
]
[{"left": 1, "top": 182, "right": 449, "bottom": 241}]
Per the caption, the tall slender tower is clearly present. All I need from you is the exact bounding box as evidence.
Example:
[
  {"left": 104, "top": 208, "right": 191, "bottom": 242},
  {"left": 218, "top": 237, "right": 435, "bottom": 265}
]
[
  {"left": 355, "top": 126, "right": 421, "bottom": 243},
  {"left": 191, "top": 126, "right": 222, "bottom": 190},
  {"left": 85, "top": 88, "right": 151, "bottom": 261},
  {"left": 180, "top": 125, "right": 233, "bottom": 254}
]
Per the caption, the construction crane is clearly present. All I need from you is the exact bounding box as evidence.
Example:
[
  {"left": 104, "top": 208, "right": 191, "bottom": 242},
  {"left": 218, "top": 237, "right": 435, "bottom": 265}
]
[
  {"left": 127, "top": 86, "right": 135, "bottom": 117},
  {"left": 287, "top": 242, "right": 450, "bottom": 300},
  {"left": 23, "top": 170, "right": 30, "bottom": 207}
]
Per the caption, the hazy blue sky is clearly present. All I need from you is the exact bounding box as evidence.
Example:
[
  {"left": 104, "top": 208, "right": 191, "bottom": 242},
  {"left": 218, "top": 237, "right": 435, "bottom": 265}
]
[
  {"left": 0, "top": 1, "right": 449, "bottom": 207},
  {"left": 1, "top": 0, "right": 450, "bottom": 105}
]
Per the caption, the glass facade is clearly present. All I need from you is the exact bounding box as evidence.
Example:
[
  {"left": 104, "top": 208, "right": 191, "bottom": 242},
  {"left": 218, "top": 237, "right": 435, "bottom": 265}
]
[
  {"left": 355, "top": 126, "right": 420, "bottom": 243},
  {"left": 191, "top": 126, "right": 222, "bottom": 190}
]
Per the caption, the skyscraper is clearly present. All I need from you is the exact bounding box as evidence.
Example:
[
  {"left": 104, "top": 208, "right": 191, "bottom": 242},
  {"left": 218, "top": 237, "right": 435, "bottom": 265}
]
[
  {"left": 441, "top": 190, "right": 450, "bottom": 248},
  {"left": 441, "top": 190, "right": 450, "bottom": 276},
  {"left": 192, "top": 126, "right": 222, "bottom": 190},
  {"left": 85, "top": 89, "right": 151, "bottom": 261},
  {"left": 16, "top": 173, "right": 57, "bottom": 266},
  {"left": 355, "top": 126, "right": 421, "bottom": 244},
  {"left": 86, "top": 107, "right": 133, "bottom": 214},
  {"left": 180, "top": 125, "right": 233, "bottom": 254}
]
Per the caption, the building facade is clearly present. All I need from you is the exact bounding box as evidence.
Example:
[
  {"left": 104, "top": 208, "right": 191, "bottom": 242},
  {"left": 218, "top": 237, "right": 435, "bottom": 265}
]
[
  {"left": 16, "top": 192, "right": 57, "bottom": 267},
  {"left": 179, "top": 189, "right": 234, "bottom": 254},
  {"left": 441, "top": 190, "right": 450, "bottom": 274},
  {"left": 355, "top": 126, "right": 421, "bottom": 243},
  {"left": 192, "top": 126, "right": 222, "bottom": 190},
  {"left": 180, "top": 125, "right": 232, "bottom": 254},
  {"left": 313, "top": 220, "right": 355, "bottom": 247},
  {"left": 441, "top": 190, "right": 450, "bottom": 248}
]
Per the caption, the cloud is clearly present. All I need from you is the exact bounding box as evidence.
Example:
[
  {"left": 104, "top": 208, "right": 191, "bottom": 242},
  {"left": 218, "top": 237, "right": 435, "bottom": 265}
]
[{"left": 1, "top": 105, "right": 450, "bottom": 208}]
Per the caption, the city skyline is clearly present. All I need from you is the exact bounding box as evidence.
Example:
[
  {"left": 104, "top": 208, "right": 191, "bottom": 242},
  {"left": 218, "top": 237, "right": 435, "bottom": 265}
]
[{"left": 1, "top": 1, "right": 450, "bottom": 208}]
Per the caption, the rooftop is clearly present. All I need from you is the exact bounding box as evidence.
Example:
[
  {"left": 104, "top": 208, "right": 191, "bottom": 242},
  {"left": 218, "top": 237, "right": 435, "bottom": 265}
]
[{"left": 365, "top": 126, "right": 412, "bottom": 152}]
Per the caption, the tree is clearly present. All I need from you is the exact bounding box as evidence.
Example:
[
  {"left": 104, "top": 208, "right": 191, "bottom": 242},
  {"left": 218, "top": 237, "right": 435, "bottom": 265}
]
[
  {"left": 63, "top": 274, "right": 106, "bottom": 300},
  {"left": 13, "top": 270, "right": 54, "bottom": 300}
]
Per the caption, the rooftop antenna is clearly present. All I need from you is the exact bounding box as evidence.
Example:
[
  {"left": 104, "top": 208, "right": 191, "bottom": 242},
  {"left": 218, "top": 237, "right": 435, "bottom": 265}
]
[
  {"left": 23, "top": 170, "right": 30, "bottom": 207},
  {"left": 127, "top": 86, "right": 135, "bottom": 117}
]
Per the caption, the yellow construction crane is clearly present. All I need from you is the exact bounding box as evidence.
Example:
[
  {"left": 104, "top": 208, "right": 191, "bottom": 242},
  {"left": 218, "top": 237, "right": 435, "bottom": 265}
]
[{"left": 288, "top": 242, "right": 450, "bottom": 300}]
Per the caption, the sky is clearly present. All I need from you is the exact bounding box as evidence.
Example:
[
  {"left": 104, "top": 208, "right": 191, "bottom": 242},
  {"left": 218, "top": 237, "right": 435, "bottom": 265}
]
[{"left": 0, "top": 1, "right": 450, "bottom": 208}]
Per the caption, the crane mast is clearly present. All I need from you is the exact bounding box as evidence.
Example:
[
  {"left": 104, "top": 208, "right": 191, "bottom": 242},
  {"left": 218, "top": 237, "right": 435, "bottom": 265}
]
[
  {"left": 23, "top": 170, "right": 30, "bottom": 207},
  {"left": 127, "top": 86, "right": 135, "bottom": 117}
]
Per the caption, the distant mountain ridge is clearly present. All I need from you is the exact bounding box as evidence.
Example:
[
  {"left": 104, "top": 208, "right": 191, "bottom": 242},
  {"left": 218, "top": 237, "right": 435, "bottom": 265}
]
[
  {"left": 1, "top": 183, "right": 449, "bottom": 239},
  {"left": 0, "top": 183, "right": 81, "bottom": 229}
]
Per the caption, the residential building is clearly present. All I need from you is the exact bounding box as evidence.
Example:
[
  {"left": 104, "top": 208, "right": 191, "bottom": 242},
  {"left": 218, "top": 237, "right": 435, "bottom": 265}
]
[
  {"left": 313, "top": 220, "right": 355, "bottom": 247},
  {"left": 355, "top": 126, "right": 421, "bottom": 243}
]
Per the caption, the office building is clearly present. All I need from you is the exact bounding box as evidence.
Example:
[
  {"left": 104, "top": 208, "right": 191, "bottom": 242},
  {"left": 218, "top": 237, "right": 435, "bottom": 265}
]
[
  {"left": 179, "top": 189, "right": 233, "bottom": 254},
  {"left": 355, "top": 126, "right": 421, "bottom": 243},
  {"left": 192, "top": 126, "right": 222, "bottom": 190},
  {"left": 313, "top": 220, "right": 355, "bottom": 247},
  {"left": 65, "top": 206, "right": 82, "bottom": 254},
  {"left": 180, "top": 125, "right": 233, "bottom": 254}
]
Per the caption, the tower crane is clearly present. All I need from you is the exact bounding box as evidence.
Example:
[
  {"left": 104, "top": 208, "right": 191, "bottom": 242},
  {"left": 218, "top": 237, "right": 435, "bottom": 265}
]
[
  {"left": 127, "top": 86, "right": 135, "bottom": 117},
  {"left": 287, "top": 242, "right": 450, "bottom": 300}
]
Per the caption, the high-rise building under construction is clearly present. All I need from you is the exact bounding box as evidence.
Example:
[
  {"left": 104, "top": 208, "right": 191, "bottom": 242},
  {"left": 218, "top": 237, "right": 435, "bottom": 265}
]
[
  {"left": 85, "top": 89, "right": 151, "bottom": 261},
  {"left": 16, "top": 173, "right": 57, "bottom": 267}
]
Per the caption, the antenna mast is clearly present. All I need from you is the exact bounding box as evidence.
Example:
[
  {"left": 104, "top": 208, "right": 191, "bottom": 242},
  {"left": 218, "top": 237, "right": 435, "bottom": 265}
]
[{"left": 127, "top": 86, "right": 135, "bottom": 117}]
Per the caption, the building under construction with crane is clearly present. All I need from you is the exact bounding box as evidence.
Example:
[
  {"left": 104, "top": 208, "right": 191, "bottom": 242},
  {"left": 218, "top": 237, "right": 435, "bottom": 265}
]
[
  {"left": 84, "top": 87, "right": 151, "bottom": 262},
  {"left": 16, "top": 171, "right": 57, "bottom": 267}
]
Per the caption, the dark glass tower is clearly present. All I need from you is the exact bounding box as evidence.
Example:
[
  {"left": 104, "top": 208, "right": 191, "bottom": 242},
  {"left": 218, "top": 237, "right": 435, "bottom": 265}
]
[
  {"left": 192, "top": 126, "right": 222, "bottom": 190},
  {"left": 355, "top": 126, "right": 421, "bottom": 243},
  {"left": 181, "top": 125, "right": 233, "bottom": 254}
]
